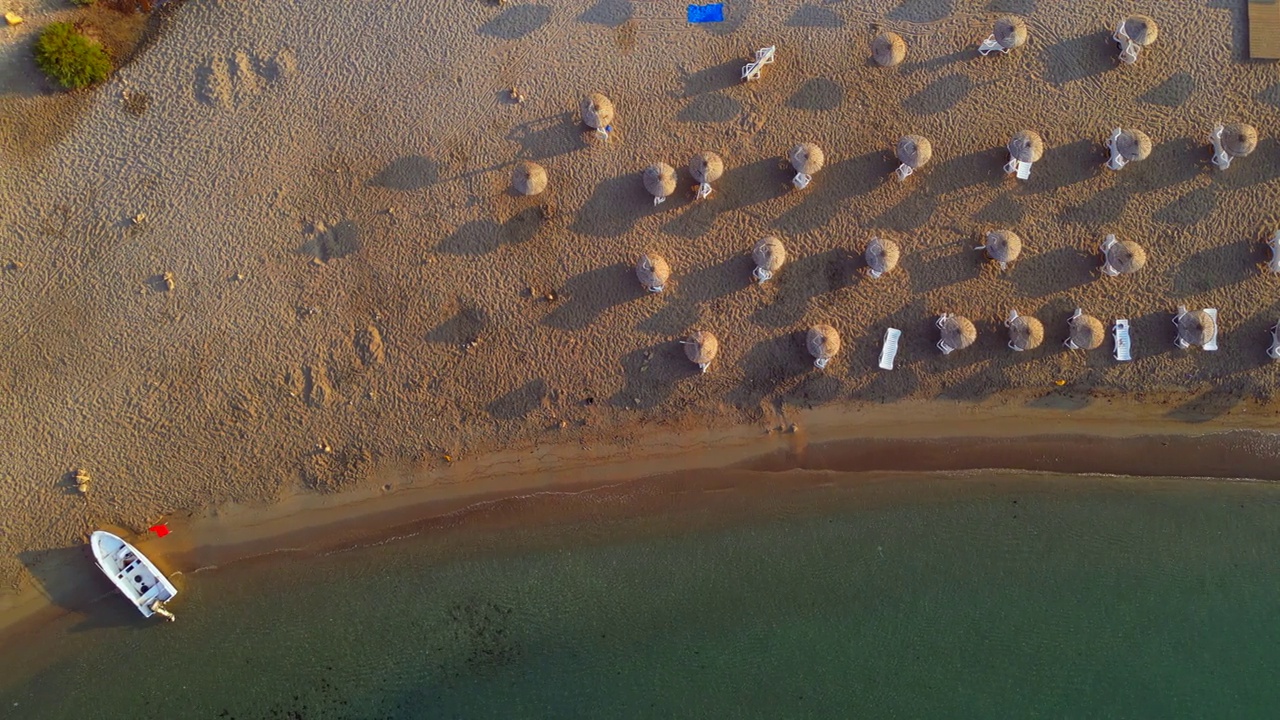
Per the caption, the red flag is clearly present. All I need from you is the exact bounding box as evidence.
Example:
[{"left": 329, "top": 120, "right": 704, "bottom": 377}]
[{"left": 148, "top": 523, "right": 170, "bottom": 538}]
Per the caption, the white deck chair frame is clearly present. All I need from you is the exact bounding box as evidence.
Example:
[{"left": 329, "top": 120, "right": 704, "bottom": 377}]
[
  {"left": 1268, "top": 231, "right": 1280, "bottom": 274},
  {"left": 978, "top": 35, "right": 1007, "bottom": 56},
  {"left": 1113, "top": 21, "right": 1140, "bottom": 64},
  {"left": 1105, "top": 129, "right": 1128, "bottom": 171},
  {"left": 1209, "top": 124, "right": 1231, "bottom": 171},
  {"left": 1064, "top": 308, "right": 1084, "bottom": 349},
  {"left": 741, "top": 46, "right": 776, "bottom": 82},
  {"left": 1003, "top": 154, "right": 1033, "bottom": 180},
  {"left": 1269, "top": 322, "right": 1280, "bottom": 361},
  {"left": 1099, "top": 234, "right": 1120, "bottom": 276}
]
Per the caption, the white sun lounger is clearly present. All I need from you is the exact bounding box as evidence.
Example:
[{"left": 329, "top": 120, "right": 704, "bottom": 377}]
[
  {"left": 741, "top": 46, "right": 775, "bottom": 82},
  {"left": 1209, "top": 124, "right": 1231, "bottom": 171},
  {"left": 1173, "top": 305, "right": 1189, "bottom": 348},
  {"left": 1269, "top": 322, "right": 1280, "bottom": 361},
  {"left": 1003, "top": 157, "right": 1033, "bottom": 180},
  {"left": 1064, "top": 308, "right": 1083, "bottom": 349},
  {"left": 1269, "top": 232, "right": 1280, "bottom": 274},
  {"left": 1203, "top": 308, "right": 1219, "bottom": 351},
  {"left": 875, "top": 326, "right": 906, "bottom": 366},
  {"left": 879, "top": 328, "right": 901, "bottom": 370},
  {"left": 792, "top": 172, "right": 812, "bottom": 190},
  {"left": 894, "top": 164, "right": 914, "bottom": 181},
  {"left": 1113, "top": 319, "right": 1132, "bottom": 361}
]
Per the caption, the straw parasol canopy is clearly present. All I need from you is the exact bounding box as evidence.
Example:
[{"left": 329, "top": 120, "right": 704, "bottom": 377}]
[
  {"left": 807, "top": 324, "right": 841, "bottom": 361},
  {"left": 1069, "top": 313, "right": 1105, "bottom": 350},
  {"left": 1114, "top": 129, "right": 1152, "bottom": 162},
  {"left": 789, "top": 143, "right": 825, "bottom": 175},
  {"left": 642, "top": 163, "right": 676, "bottom": 200},
  {"left": 1178, "top": 310, "right": 1216, "bottom": 347},
  {"left": 1008, "top": 130, "right": 1044, "bottom": 163},
  {"left": 581, "top": 93, "right": 614, "bottom": 130},
  {"left": 689, "top": 152, "right": 724, "bottom": 184},
  {"left": 752, "top": 236, "right": 787, "bottom": 275},
  {"left": 511, "top": 161, "right": 547, "bottom": 196},
  {"left": 865, "top": 236, "right": 901, "bottom": 276},
  {"left": 1221, "top": 123, "right": 1258, "bottom": 158},
  {"left": 994, "top": 16, "right": 1028, "bottom": 49},
  {"left": 684, "top": 330, "right": 719, "bottom": 367},
  {"left": 871, "top": 31, "right": 907, "bottom": 67},
  {"left": 1120, "top": 15, "right": 1158, "bottom": 46},
  {"left": 635, "top": 252, "right": 670, "bottom": 291},
  {"left": 941, "top": 315, "right": 977, "bottom": 351},
  {"left": 984, "top": 230, "right": 1022, "bottom": 265},
  {"left": 1008, "top": 315, "right": 1044, "bottom": 351},
  {"left": 1106, "top": 240, "right": 1147, "bottom": 274},
  {"left": 896, "top": 135, "right": 932, "bottom": 169}
]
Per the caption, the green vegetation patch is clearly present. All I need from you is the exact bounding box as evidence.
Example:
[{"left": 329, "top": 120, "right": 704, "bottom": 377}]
[{"left": 34, "top": 22, "right": 112, "bottom": 90}]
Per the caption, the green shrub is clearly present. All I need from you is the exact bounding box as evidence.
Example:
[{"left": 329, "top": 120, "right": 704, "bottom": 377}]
[{"left": 34, "top": 22, "right": 111, "bottom": 90}]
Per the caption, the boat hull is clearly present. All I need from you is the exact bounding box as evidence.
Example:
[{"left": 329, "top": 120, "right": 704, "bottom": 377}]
[{"left": 89, "top": 531, "right": 178, "bottom": 618}]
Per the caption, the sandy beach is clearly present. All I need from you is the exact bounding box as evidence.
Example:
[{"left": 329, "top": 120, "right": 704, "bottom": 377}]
[{"left": 2, "top": 0, "right": 1280, "bottom": 627}]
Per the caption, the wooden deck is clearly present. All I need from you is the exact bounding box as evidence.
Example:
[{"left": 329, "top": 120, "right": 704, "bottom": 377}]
[{"left": 1250, "top": 0, "right": 1280, "bottom": 59}]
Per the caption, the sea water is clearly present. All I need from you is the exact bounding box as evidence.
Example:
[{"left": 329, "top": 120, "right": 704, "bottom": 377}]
[{"left": 2, "top": 472, "right": 1279, "bottom": 719}]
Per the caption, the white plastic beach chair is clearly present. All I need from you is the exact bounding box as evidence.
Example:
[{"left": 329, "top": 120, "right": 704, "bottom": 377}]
[
  {"left": 1203, "top": 308, "right": 1219, "bottom": 351},
  {"left": 1099, "top": 234, "right": 1120, "bottom": 276},
  {"left": 1269, "top": 322, "right": 1280, "bottom": 361},
  {"left": 978, "top": 35, "right": 1006, "bottom": 56},
  {"left": 814, "top": 356, "right": 830, "bottom": 370},
  {"left": 879, "top": 328, "right": 902, "bottom": 370},
  {"left": 1064, "top": 308, "right": 1083, "bottom": 349},
  {"left": 1269, "top": 232, "right": 1280, "bottom": 274},
  {"left": 1114, "top": 21, "right": 1140, "bottom": 64},
  {"left": 792, "top": 172, "right": 812, "bottom": 190},
  {"left": 1209, "top": 124, "right": 1231, "bottom": 171},
  {"left": 696, "top": 182, "right": 713, "bottom": 201},
  {"left": 1113, "top": 319, "right": 1132, "bottom": 361},
  {"left": 935, "top": 313, "right": 952, "bottom": 329},
  {"left": 741, "top": 46, "right": 776, "bottom": 82},
  {"left": 752, "top": 266, "right": 773, "bottom": 283},
  {"left": 1003, "top": 157, "right": 1033, "bottom": 180},
  {"left": 1173, "top": 305, "right": 1189, "bottom": 348},
  {"left": 1105, "top": 129, "right": 1127, "bottom": 171},
  {"left": 894, "top": 164, "right": 914, "bottom": 182},
  {"left": 1005, "top": 309, "right": 1023, "bottom": 351}
]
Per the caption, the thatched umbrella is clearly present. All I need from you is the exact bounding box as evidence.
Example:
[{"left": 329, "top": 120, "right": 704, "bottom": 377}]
[
  {"left": 752, "top": 236, "right": 787, "bottom": 283},
  {"left": 1112, "top": 129, "right": 1152, "bottom": 163},
  {"left": 895, "top": 135, "right": 932, "bottom": 180},
  {"left": 789, "top": 143, "right": 824, "bottom": 189},
  {"left": 1067, "top": 312, "right": 1104, "bottom": 350},
  {"left": 1008, "top": 130, "right": 1044, "bottom": 163},
  {"left": 511, "top": 161, "right": 547, "bottom": 196},
  {"left": 690, "top": 151, "right": 724, "bottom": 200},
  {"left": 939, "top": 315, "right": 977, "bottom": 353},
  {"left": 1221, "top": 123, "right": 1258, "bottom": 158},
  {"left": 581, "top": 93, "right": 615, "bottom": 134},
  {"left": 871, "top": 32, "right": 907, "bottom": 67},
  {"left": 980, "top": 229, "right": 1021, "bottom": 270},
  {"left": 865, "top": 236, "right": 900, "bottom": 278},
  {"left": 807, "top": 324, "right": 841, "bottom": 369},
  {"left": 1120, "top": 15, "right": 1158, "bottom": 47},
  {"left": 683, "top": 330, "right": 719, "bottom": 372},
  {"left": 635, "top": 252, "right": 670, "bottom": 293},
  {"left": 642, "top": 163, "right": 676, "bottom": 205},
  {"left": 1008, "top": 314, "right": 1044, "bottom": 352},
  {"left": 1178, "top": 310, "right": 1216, "bottom": 348},
  {"left": 994, "top": 16, "right": 1028, "bottom": 50},
  {"left": 1104, "top": 239, "right": 1146, "bottom": 275}
]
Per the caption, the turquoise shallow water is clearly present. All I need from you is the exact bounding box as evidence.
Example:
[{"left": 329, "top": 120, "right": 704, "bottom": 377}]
[{"left": 3, "top": 472, "right": 1280, "bottom": 719}]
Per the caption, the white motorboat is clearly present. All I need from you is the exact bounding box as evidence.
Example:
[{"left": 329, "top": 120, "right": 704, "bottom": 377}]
[{"left": 89, "top": 530, "right": 178, "bottom": 621}]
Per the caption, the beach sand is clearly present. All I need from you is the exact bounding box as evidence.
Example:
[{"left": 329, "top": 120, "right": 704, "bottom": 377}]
[{"left": 1, "top": 0, "right": 1279, "bottom": 623}]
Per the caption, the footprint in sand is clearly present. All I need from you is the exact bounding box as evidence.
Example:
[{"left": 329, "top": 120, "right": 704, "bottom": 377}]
[{"left": 194, "top": 49, "right": 297, "bottom": 108}]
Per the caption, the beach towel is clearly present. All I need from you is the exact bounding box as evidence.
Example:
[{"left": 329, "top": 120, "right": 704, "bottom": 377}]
[{"left": 688, "top": 4, "right": 725, "bottom": 23}]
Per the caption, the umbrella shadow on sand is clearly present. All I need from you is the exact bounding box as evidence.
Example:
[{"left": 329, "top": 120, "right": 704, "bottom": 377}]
[
  {"left": 772, "top": 151, "right": 893, "bottom": 234},
  {"left": 717, "top": 158, "right": 793, "bottom": 212},
  {"left": 1172, "top": 241, "right": 1254, "bottom": 298},
  {"left": 609, "top": 341, "right": 700, "bottom": 409},
  {"left": 748, "top": 249, "right": 852, "bottom": 329},
  {"left": 542, "top": 263, "right": 645, "bottom": 331},
  {"left": 1040, "top": 31, "right": 1114, "bottom": 86},
  {"left": 486, "top": 379, "right": 548, "bottom": 420},
  {"left": 572, "top": 173, "right": 680, "bottom": 238},
  {"left": 578, "top": 0, "right": 632, "bottom": 26},
  {"left": 506, "top": 112, "right": 583, "bottom": 161},
  {"left": 727, "top": 332, "right": 813, "bottom": 409},
  {"left": 369, "top": 156, "right": 440, "bottom": 191},
  {"left": 1165, "top": 375, "right": 1255, "bottom": 423},
  {"left": 435, "top": 208, "right": 545, "bottom": 255},
  {"left": 1028, "top": 139, "right": 1102, "bottom": 193},
  {"left": 636, "top": 256, "right": 755, "bottom": 336},
  {"left": 479, "top": 4, "right": 552, "bottom": 39},
  {"left": 1009, "top": 246, "right": 1094, "bottom": 297}
]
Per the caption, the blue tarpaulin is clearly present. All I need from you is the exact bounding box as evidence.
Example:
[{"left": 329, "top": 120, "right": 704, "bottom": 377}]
[{"left": 687, "top": 3, "right": 725, "bottom": 23}]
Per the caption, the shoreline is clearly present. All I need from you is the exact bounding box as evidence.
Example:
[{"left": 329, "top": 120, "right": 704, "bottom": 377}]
[{"left": 3, "top": 395, "right": 1278, "bottom": 639}]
